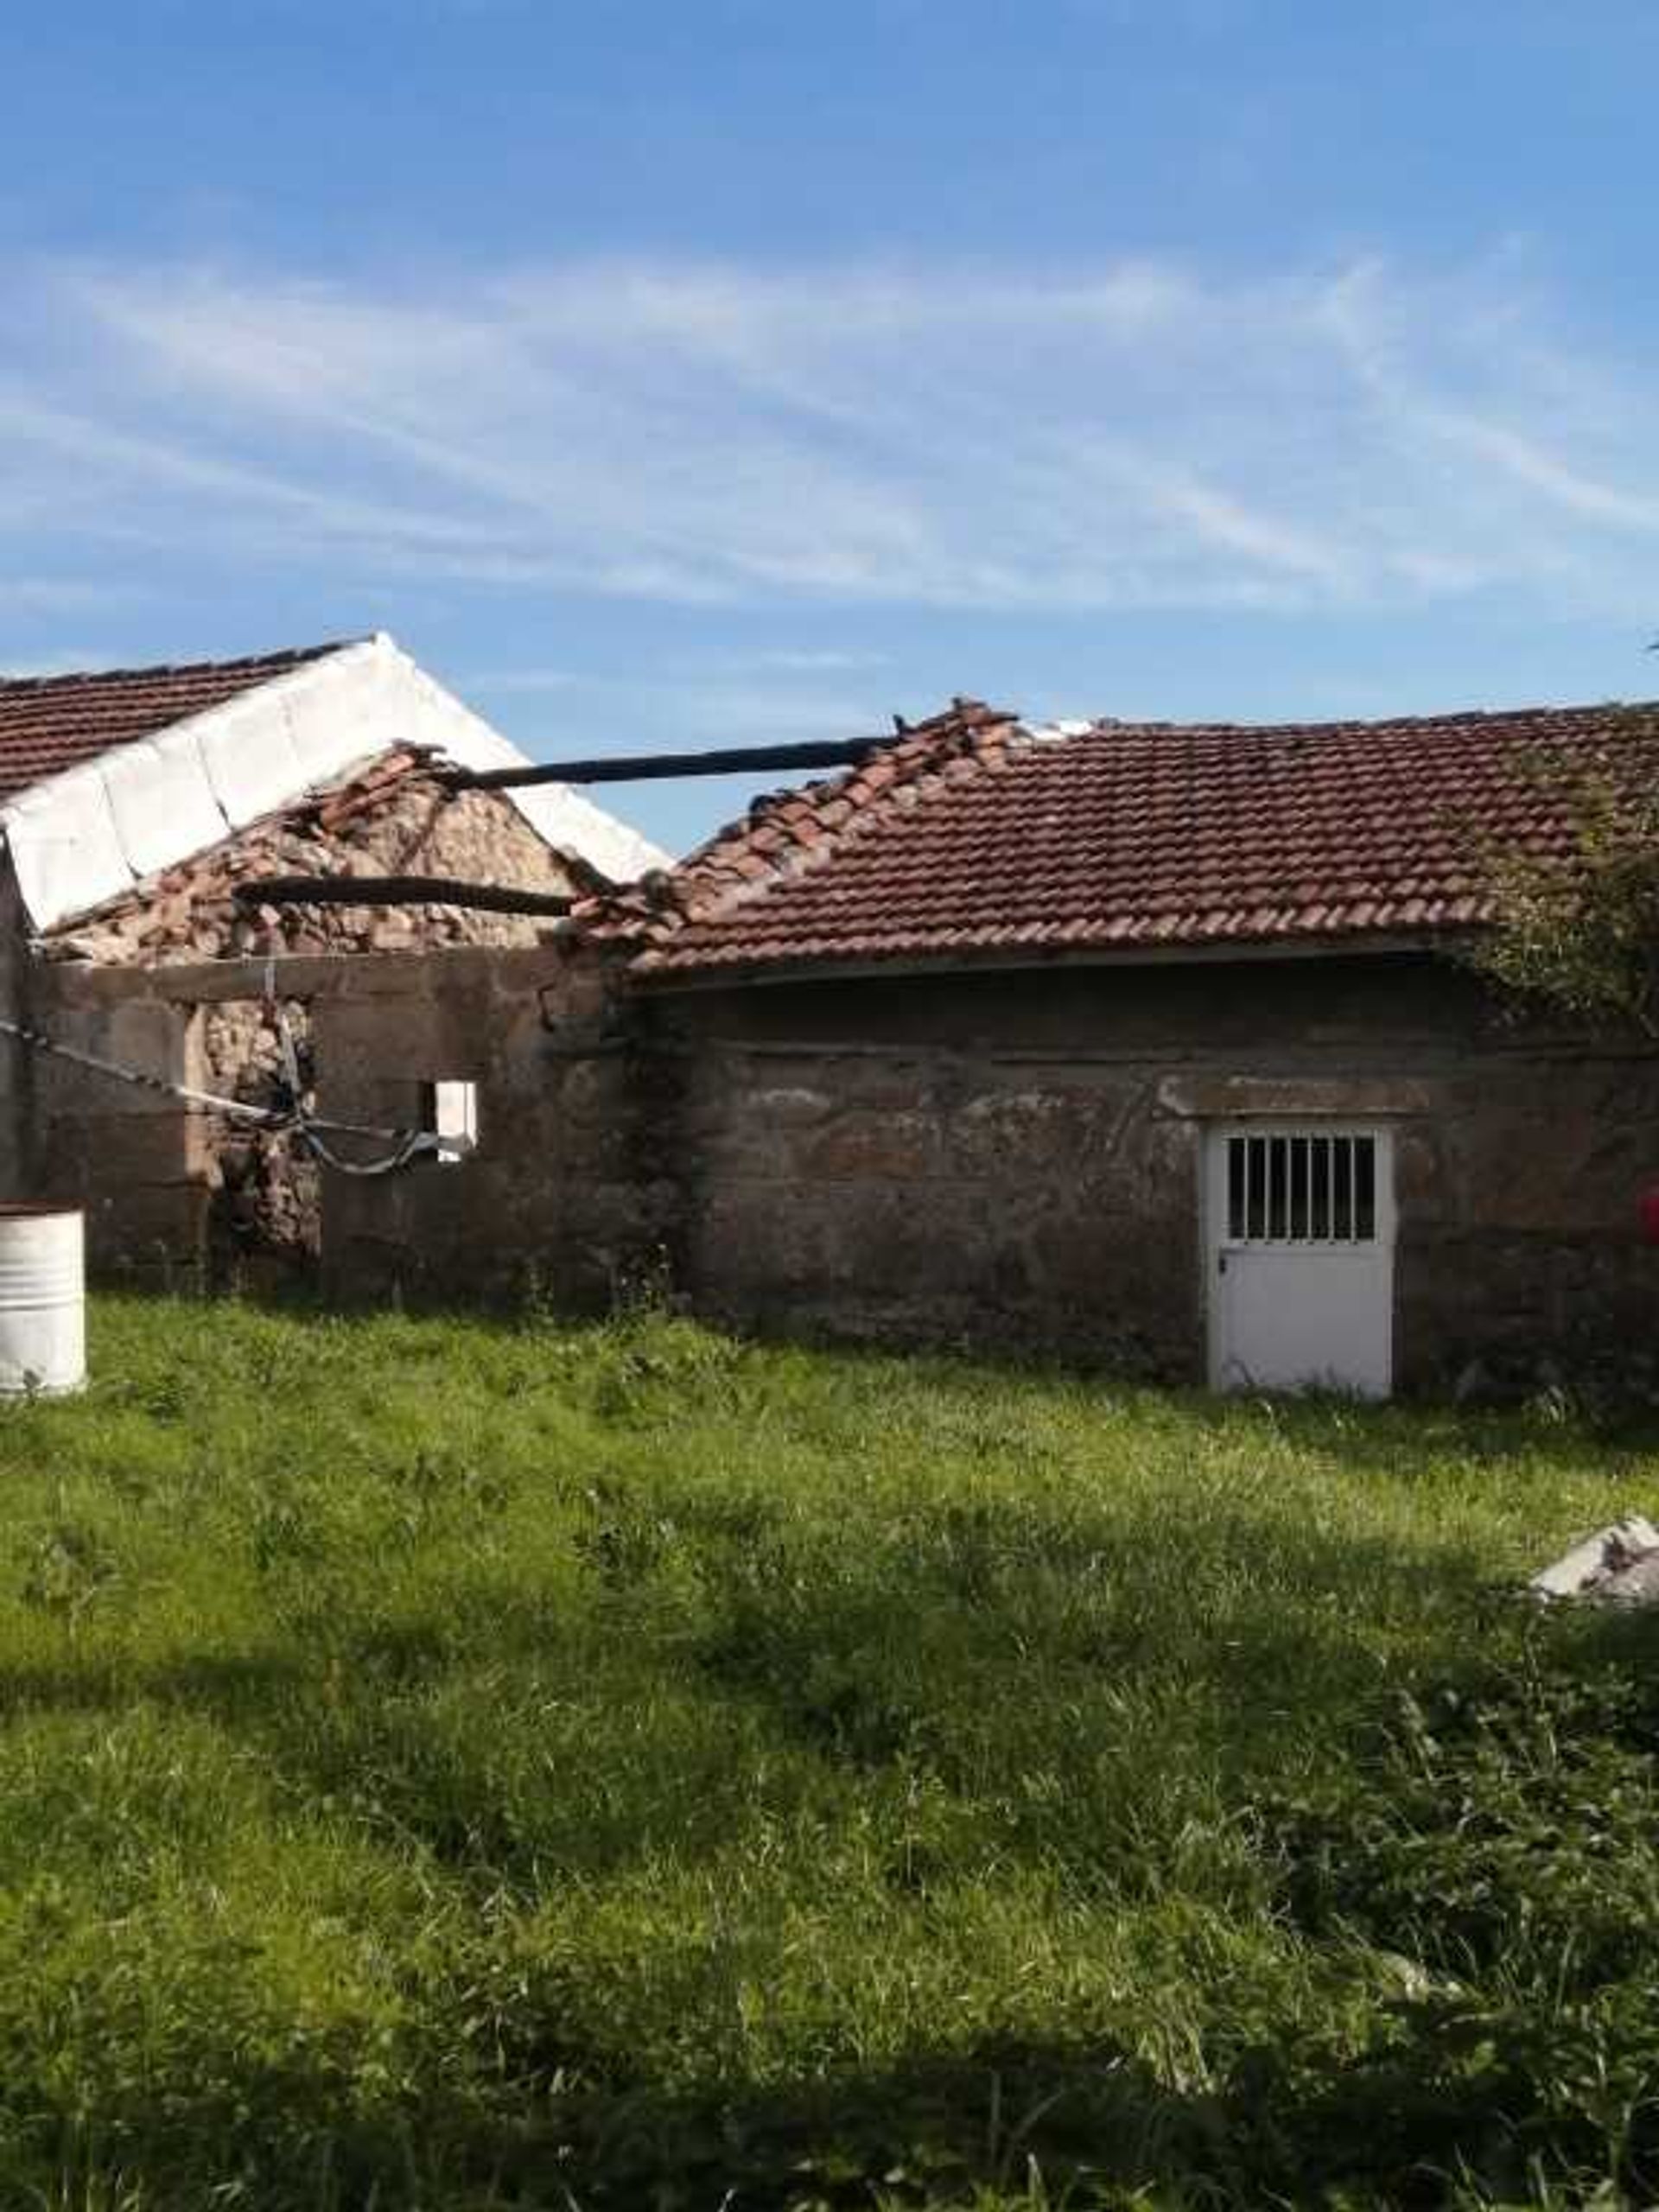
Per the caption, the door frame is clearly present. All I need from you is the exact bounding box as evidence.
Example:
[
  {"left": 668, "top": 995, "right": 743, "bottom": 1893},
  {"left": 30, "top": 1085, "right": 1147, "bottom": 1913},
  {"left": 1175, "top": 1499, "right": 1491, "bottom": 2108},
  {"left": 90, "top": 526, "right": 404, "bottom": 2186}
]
[{"left": 1203, "top": 1119, "right": 1398, "bottom": 1395}]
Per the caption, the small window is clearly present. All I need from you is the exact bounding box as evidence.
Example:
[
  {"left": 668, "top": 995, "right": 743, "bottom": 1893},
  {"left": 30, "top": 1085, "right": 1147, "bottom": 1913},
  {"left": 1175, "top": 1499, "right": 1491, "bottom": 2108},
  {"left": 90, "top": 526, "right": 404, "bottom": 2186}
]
[
  {"left": 419, "top": 1079, "right": 477, "bottom": 1165},
  {"left": 1224, "top": 1131, "right": 1378, "bottom": 1245}
]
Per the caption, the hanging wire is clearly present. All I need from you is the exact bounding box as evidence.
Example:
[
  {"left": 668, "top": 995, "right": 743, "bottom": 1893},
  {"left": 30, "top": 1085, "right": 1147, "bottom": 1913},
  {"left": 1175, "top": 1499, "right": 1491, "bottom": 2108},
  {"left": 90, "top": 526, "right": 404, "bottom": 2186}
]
[
  {"left": 0, "top": 1002, "right": 461, "bottom": 1174},
  {"left": 258, "top": 963, "right": 458, "bottom": 1174}
]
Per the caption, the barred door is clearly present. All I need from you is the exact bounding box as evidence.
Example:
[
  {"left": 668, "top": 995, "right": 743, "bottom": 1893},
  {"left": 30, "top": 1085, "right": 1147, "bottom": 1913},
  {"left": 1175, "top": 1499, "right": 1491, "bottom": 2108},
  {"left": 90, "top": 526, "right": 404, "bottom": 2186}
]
[{"left": 1205, "top": 1126, "right": 1395, "bottom": 1396}]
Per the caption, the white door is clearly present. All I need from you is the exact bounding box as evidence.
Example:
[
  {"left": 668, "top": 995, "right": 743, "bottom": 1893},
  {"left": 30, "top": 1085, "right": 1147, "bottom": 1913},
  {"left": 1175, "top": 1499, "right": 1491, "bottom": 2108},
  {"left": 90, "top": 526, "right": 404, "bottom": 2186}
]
[{"left": 1206, "top": 1124, "right": 1395, "bottom": 1397}]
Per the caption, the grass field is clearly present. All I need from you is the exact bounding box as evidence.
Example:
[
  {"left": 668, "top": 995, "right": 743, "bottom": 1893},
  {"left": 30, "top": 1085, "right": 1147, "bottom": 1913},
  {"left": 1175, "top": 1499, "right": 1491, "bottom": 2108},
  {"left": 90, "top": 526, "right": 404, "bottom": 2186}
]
[{"left": 2, "top": 1296, "right": 1658, "bottom": 2209}]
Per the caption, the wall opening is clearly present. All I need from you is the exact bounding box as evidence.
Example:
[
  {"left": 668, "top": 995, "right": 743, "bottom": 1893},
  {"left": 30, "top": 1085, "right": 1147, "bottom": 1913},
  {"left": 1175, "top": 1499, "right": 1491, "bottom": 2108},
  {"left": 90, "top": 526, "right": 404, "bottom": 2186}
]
[{"left": 419, "top": 1079, "right": 478, "bottom": 1165}]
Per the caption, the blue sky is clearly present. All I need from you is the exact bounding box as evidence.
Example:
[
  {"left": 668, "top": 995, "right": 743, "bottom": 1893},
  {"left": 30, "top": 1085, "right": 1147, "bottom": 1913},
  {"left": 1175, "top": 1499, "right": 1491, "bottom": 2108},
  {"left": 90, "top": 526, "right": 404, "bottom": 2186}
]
[{"left": 2, "top": 0, "right": 1656, "bottom": 855}]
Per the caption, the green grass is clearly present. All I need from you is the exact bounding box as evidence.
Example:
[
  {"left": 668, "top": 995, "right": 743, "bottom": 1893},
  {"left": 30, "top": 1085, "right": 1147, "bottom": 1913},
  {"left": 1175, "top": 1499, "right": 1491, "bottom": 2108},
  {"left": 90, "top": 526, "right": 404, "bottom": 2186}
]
[{"left": 0, "top": 1294, "right": 1655, "bottom": 2209}]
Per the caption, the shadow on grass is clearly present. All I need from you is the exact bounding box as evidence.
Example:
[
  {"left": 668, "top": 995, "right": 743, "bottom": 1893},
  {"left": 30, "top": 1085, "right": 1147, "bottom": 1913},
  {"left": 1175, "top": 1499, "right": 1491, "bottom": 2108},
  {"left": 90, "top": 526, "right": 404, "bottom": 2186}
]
[
  {"left": 10, "top": 1581, "right": 1659, "bottom": 2206},
  {"left": 1171, "top": 1381, "right": 1659, "bottom": 1473},
  {"left": 487, "top": 2019, "right": 1620, "bottom": 2212},
  {"left": 16, "top": 2031, "right": 1236, "bottom": 2212},
  {"left": 36, "top": 2018, "right": 1592, "bottom": 2211},
  {"left": 489, "top": 2034, "right": 1225, "bottom": 2210},
  {"left": 0, "top": 1483, "right": 1528, "bottom": 1907},
  {"left": 0, "top": 1645, "right": 308, "bottom": 1720},
  {"left": 689, "top": 1489, "right": 1516, "bottom": 1767}
]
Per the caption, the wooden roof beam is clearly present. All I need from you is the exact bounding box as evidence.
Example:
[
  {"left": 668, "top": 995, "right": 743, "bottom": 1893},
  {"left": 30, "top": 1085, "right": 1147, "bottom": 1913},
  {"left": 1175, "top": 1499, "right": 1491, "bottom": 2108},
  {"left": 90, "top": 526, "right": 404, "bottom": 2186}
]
[
  {"left": 232, "top": 874, "right": 575, "bottom": 918},
  {"left": 439, "top": 736, "right": 889, "bottom": 791}
]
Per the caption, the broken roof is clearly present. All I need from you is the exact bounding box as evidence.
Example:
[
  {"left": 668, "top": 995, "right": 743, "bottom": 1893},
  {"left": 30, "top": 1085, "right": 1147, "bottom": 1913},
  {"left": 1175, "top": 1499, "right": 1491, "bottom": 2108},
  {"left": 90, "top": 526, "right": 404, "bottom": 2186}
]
[
  {"left": 0, "top": 632, "right": 670, "bottom": 931},
  {"left": 629, "top": 695, "right": 1659, "bottom": 978}
]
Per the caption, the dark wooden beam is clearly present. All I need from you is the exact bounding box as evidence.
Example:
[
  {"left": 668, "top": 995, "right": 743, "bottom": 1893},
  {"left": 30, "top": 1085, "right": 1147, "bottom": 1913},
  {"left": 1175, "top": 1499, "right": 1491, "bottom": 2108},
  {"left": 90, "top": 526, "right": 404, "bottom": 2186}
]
[
  {"left": 442, "top": 736, "right": 887, "bottom": 791},
  {"left": 232, "top": 875, "right": 575, "bottom": 917}
]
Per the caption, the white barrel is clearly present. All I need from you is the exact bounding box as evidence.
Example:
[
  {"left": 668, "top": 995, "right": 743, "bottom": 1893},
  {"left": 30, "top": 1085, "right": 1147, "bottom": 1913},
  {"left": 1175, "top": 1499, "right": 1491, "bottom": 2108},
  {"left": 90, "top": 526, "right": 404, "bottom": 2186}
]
[{"left": 0, "top": 1207, "right": 85, "bottom": 1395}]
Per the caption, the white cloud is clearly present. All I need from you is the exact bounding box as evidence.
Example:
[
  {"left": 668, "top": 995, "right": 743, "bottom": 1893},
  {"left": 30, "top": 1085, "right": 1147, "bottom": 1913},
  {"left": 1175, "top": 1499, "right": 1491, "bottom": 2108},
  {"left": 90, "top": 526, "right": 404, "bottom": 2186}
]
[
  {"left": 1422, "top": 410, "right": 1659, "bottom": 536},
  {"left": 474, "top": 669, "right": 890, "bottom": 754},
  {"left": 720, "top": 647, "right": 892, "bottom": 673},
  {"left": 467, "top": 646, "right": 890, "bottom": 696},
  {"left": 0, "top": 578, "right": 136, "bottom": 616},
  {"left": 461, "top": 666, "right": 587, "bottom": 696},
  {"left": 3, "top": 249, "right": 1658, "bottom": 621}
]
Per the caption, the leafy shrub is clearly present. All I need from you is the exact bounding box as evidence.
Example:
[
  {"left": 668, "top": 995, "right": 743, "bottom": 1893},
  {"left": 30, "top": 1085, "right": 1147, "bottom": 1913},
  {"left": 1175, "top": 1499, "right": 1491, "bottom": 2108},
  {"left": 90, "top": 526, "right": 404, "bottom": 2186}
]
[{"left": 1467, "top": 760, "right": 1659, "bottom": 1038}]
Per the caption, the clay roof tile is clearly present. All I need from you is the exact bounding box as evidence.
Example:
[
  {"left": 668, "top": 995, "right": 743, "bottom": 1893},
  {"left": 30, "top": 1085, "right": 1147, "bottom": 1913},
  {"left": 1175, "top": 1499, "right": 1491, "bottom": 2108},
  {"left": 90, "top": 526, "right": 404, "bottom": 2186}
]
[
  {"left": 0, "top": 641, "right": 355, "bottom": 804},
  {"left": 631, "top": 694, "right": 1659, "bottom": 977}
]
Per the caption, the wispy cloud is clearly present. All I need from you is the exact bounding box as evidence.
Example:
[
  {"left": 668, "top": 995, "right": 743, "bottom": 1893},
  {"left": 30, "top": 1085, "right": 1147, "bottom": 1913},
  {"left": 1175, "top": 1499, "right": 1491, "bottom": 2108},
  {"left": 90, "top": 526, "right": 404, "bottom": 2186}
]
[
  {"left": 461, "top": 666, "right": 587, "bottom": 696},
  {"left": 466, "top": 645, "right": 889, "bottom": 696},
  {"left": 465, "top": 668, "right": 890, "bottom": 756},
  {"left": 0, "top": 578, "right": 137, "bottom": 617},
  {"left": 3, "top": 248, "right": 1658, "bottom": 622},
  {"left": 719, "top": 647, "right": 891, "bottom": 674}
]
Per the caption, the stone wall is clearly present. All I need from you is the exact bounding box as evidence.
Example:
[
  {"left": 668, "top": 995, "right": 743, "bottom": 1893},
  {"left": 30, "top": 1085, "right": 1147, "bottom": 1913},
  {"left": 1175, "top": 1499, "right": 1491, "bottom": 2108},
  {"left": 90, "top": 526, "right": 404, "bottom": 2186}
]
[
  {"left": 25, "top": 939, "right": 659, "bottom": 1306},
  {"left": 13, "top": 925, "right": 1659, "bottom": 1395},
  {"left": 638, "top": 953, "right": 1659, "bottom": 1391},
  {"left": 310, "top": 941, "right": 669, "bottom": 1310},
  {"left": 17, "top": 971, "right": 207, "bottom": 1289},
  {"left": 198, "top": 998, "right": 321, "bottom": 1287},
  {"left": 15, "top": 761, "right": 593, "bottom": 1281}
]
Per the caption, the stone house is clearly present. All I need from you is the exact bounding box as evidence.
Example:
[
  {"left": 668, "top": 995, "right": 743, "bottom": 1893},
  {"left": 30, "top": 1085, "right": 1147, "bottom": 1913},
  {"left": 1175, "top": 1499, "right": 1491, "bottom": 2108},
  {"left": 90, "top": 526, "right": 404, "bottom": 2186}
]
[
  {"left": 0, "top": 632, "right": 664, "bottom": 1282},
  {"left": 19, "top": 673, "right": 1659, "bottom": 1396},
  {"left": 588, "top": 694, "right": 1659, "bottom": 1397}
]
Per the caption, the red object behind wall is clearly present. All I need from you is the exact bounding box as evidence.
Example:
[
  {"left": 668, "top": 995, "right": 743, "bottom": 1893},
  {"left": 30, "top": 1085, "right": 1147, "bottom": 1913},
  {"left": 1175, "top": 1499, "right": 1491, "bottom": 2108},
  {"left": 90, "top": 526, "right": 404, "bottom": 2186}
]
[{"left": 1641, "top": 1190, "right": 1659, "bottom": 1246}]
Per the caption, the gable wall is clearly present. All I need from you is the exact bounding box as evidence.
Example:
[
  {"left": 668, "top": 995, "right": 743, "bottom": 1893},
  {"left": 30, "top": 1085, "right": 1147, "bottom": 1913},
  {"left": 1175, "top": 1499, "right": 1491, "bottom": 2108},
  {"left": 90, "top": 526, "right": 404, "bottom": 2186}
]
[
  {"left": 46, "top": 779, "right": 575, "bottom": 964},
  {"left": 0, "top": 632, "right": 666, "bottom": 932}
]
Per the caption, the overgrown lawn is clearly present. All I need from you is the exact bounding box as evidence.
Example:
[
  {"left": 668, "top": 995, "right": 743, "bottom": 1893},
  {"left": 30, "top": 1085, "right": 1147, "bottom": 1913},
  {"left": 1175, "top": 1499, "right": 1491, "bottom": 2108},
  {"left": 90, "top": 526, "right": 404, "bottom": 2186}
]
[{"left": 0, "top": 1296, "right": 1655, "bottom": 2209}]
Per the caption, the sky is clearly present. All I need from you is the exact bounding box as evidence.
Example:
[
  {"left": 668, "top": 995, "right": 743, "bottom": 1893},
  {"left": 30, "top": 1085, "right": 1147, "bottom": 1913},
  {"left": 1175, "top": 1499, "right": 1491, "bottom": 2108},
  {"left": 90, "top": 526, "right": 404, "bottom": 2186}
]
[{"left": 2, "top": 0, "right": 1656, "bottom": 856}]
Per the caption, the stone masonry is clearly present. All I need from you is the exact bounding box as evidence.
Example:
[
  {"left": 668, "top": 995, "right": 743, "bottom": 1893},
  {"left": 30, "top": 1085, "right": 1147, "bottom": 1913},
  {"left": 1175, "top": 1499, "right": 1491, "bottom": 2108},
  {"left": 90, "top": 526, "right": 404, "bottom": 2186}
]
[
  {"left": 17, "top": 920, "right": 1659, "bottom": 1394},
  {"left": 11, "top": 754, "right": 596, "bottom": 1283},
  {"left": 630, "top": 952, "right": 1659, "bottom": 1393},
  {"left": 42, "top": 753, "right": 581, "bottom": 965}
]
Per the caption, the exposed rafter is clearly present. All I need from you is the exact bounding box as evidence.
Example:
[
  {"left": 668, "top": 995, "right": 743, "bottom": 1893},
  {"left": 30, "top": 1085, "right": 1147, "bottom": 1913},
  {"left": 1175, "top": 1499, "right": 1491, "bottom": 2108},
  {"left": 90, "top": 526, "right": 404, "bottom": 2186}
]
[
  {"left": 232, "top": 875, "right": 575, "bottom": 918},
  {"left": 440, "top": 736, "right": 890, "bottom": 791}
]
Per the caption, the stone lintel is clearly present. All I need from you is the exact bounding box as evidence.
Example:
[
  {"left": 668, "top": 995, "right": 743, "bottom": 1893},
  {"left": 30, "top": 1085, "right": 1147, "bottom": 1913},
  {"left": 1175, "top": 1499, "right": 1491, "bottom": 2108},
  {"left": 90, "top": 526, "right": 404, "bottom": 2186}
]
[
  {"left": 1156, "top": 1075, "right": 1439, "bottom": 1121},
  {"left": 38, "top": 942, "right": 588, "bottom": 1010}
]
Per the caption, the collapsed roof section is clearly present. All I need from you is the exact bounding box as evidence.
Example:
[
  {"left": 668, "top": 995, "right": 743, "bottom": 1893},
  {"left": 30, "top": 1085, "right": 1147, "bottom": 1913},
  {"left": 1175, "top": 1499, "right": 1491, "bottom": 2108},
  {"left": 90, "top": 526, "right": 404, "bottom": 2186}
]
[{"left": 0, "top": 632, "right": 670, "bottom": 932}]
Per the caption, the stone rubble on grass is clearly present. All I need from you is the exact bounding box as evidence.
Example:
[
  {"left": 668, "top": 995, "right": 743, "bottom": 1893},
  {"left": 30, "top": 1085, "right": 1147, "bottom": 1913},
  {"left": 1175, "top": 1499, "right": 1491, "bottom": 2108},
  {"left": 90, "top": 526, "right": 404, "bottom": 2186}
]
[{"left": 1530, "top": 1516, "right": 1659, "bottom": 1605}]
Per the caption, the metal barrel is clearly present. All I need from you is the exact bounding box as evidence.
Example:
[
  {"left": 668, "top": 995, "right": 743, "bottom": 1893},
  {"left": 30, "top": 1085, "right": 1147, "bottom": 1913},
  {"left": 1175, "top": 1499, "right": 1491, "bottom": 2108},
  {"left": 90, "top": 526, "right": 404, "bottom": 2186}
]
[{"left": 0, "top": 1207, "right": 85, "bottom": 1396}]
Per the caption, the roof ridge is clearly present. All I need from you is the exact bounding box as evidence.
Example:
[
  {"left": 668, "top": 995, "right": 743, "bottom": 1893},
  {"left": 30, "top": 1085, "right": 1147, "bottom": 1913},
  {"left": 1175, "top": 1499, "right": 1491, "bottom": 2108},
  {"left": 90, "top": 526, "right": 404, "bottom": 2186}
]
[
  {"left": 0, "top": 639, "right": 365, "bottom": 697},
  {"left": 664, "top": 696, "right": 1022, "bottom": 931},
  {"left": 1061, "top": 697, "right": 1659, "bottom": 744}
]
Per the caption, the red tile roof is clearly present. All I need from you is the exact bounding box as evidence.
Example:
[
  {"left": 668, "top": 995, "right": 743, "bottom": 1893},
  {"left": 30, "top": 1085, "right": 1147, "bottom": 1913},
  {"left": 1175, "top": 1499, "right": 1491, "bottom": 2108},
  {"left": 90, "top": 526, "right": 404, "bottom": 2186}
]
[
  {"left": 631, "top": 696, "right": 1659, "bottom": 977},
  {"left": 0, "top": 643, "right": 354, "bottom": 804}
]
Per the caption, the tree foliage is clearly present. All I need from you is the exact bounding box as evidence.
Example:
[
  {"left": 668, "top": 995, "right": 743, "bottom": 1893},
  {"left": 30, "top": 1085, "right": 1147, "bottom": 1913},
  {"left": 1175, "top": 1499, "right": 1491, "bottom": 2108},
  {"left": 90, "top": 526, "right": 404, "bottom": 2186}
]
[{"left": 1468, "top": 760, "right": 1659, "bottom": 1036}]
